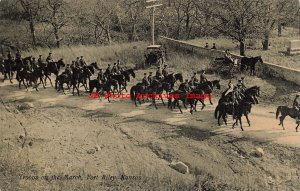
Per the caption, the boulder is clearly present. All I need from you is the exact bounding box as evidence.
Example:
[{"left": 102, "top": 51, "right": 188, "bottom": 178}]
[
  {"left": 170, "top": 161, "right": 189, "bottom": 174},
  {"left": 251, "top": 147, "right": 264, "bottom": 157}
]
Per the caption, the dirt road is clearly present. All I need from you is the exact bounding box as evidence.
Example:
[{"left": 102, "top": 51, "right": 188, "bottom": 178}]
[{"left": 0, "top": 77, "right": 299, "bottom": 190}]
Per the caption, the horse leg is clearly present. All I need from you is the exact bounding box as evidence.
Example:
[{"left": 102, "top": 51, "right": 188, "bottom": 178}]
[
  {"left": 245, "top": 114, "right": 250, "bottom": 126},
  {"left": 239, "top": 117, "right": 244, "bottom": 131},
  {"left": 177, "top": 100, "right": 182, "bottom": 114},
  {"left": 153, "top": 98, "right": 158, "bottom": 109},
  {"left": 218, "top": 114, "right": 222, "bottom": 126},
  {"left": 199, "top": 99, "right": 206, "bottom": 110},
  {"left": 40, "top": 77, "right": 46, "bottom": 88},
  {"left": 34, "top": 81, "right": 39, "bottom": 91},
  {"left": 296, "top": 124, "right": 299, "bottom": 132},
  {"left": 209, "top": 95, "right": 213, "bottom": 105},
  {"left": 23, "top": 80, "right": 28, "bottom": 91},
  {"left": 161, "top": 97, "right": 165, "bottom": 106},
  {"left": 194, "top": 100, "right": 198, "bottom": 112},
  {"left": 279, "top": 116, "right": 285, "bottom": 130}
]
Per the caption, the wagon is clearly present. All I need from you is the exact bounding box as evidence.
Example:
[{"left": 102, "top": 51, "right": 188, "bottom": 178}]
[{"left": 144, "top": 45, "right": 165, "bottom": 67}]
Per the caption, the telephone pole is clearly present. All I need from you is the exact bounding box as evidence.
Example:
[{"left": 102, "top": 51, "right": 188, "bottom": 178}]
[{"left": 146, "top": 0, "right": 163, "bottom": 45}]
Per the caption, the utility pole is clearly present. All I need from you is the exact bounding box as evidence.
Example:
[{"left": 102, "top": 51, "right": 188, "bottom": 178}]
[{"left": 146, "top": 0, "right": 163, "bottom": 45}]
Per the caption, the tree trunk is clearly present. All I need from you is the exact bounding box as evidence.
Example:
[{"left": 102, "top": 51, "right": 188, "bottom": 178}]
[
  {"left": 262, "top": 34, "right": 269, "bottom": 50},
  {"left": 54, "top": 27, "right": 60, "bottom": 48},
  {"left": 105, "top": 28, "right": 111, "bottom": 45},
  {"left": 129, "top": 24, "right": 137, "bottom": 42},
  {"left": 29, "top": 20, "right": 36, "bottom": 47},
  {"left": 239, "top": 40, "right": 245, "bottom": 56},
  {"left": 278, "top": 23, "right": 282, "bottom": 37}
]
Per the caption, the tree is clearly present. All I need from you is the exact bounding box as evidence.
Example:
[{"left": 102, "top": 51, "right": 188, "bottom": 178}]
[
  {"left": 123, "top": 0, "right": 146, "bottom": 42},
  {"left": 43, "top": 0, "right": 68, "bottom": 48},
  {"left": 18, "top": 0, "right": 44, "bottom": 47},
  {"left": 211, "top": 0, "right": 261, "bottom": 56}
]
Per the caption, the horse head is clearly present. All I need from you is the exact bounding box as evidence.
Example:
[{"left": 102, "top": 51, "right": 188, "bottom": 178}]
[
  {"left": 213, "top": 80, "right": 221, "bottom": 89},
  {"left": 175, "top": 73, "right": 183, "bottom": 82},
  {"left": 257, "top": 56, "right": 263, "bottom": 64},
  {"left": 127, "top": 69, "right": 135, "bottom": 78},
  {"left": 91, "top": 62, "right": 100, "bottom": 70},
  {"left": 58, "top": 59, "right": 65, "bottom": 67}
]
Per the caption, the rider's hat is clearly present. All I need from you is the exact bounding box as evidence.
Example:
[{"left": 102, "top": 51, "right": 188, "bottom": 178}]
[
  {"left": 39, "top": 55, "right": 42, "bottom": 57},
  {"left": 157, "top": 66, "right": 160, "bottom": 68},
  {"left": 49, "top": 52, "right": 52, "bottom": 54},
  {"left": 164, "top": 64, "right": 167, "bottom": 67},
  {"left": 193, "top": 72, "right": 196, "bottom": 75},
  {"left": 144, "top": 73, "right": 147, "bottom": 75},
  {"left": 201, "top": 70, "right": 205, "bottom": 72},
  {"left": 241, "top": 77, "right": 244, "bottom": 80},
  {"left": 108, "top": 64, "right": 111, "bottom": 66},
  {"left": 149, "top": 72, "right": 153, "bottom": 74},
  {"left": 80, "top": 56, "right": 83, "bottom": 57},
  {"left": 185, "top": 79, "right": 189, "bottom": 82},
  {"left": 296, "top": 94, "right": 300, "bottom": 97}
]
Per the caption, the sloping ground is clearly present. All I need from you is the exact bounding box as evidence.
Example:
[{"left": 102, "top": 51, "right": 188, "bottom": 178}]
[{"left": 0, "top": 70, "right": 299, "bottom": 191}]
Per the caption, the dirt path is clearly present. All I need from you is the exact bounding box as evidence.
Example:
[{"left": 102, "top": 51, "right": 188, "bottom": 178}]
[{"left": 0, "top": 78, "right": 299, "bottom": 190}]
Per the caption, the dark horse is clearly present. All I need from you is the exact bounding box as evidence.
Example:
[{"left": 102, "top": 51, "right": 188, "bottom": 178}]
[
  {"left": 214, "top": 100, "right": 253, "bottom": 131},
  {"left": 44, "top": 59, "right": 65, "bottom": 87},
  {"left": 130, "top": 80, "right": 162, "bottom": 109},
  {"left": 195, "top": 80, "right": 221, "bottom": 105},
  {"left": 89, "top": 79, "right": 120, "bottom": 102},
  {"left": 160, "top": 73, "right": 183, "bottom": 91},
  {"left": 110, "top": 69, "right": 135, "bottom": 93},
  {"left": 240, "top": 56, "right": 263, "bottom": 76},
  {"left": 276, "top": 106, "right": 299, "bottom": 132}
]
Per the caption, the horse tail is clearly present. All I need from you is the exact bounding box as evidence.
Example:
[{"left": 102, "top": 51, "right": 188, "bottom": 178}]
[
  {"left": 276, "top": 106, "right": 281, "bottom": 119},
  {"left": 214, "top": 104, "right": 219, "bottom": 119},
  {"left": 130, "top": 86, "right": 136, "bottom": 101}
]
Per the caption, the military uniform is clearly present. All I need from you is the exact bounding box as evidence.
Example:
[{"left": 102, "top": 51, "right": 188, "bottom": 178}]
[
  {"left": 7, "top": 52, "right": 13, "bottom": 61},
  {"left": 46, "top": 53, "right": 53, "bottom": 63},
  {"left": 15, "top": 50, "right": 21, "bottom": 61},
  {"left": 105, "top": 65, "right": 111, "bottom": 75},
  {"left": 98, "top": 70, "right": 106, "bottom": 83},
  {"left": 162, "top": 65, "right": 168, "bottom": 78},
  {"left": 200, "top": 71, "right": 207, "bottom": 83},
  {"left": 190, "top": 73, "right": 198, "bottom": 86},
  {"left": 111, "top": 63, "right": 118, "bottom": 74},
  {"left": 293, "top": 95, "right": 299, "bottom": 111},
  {"left": 179, "top": 80, "right": 190, "bottom": 92},
  {"left": 74, "top": 57, "right": 80, "bottom": 68},
  {"left": 79, "top": 56, "right": 87, "bottom": 67},
  {"left": 156, "top": 67, "right": 162, "bottom": 79},
  {"left": 148, "top": 73, "right": 153, "bottom": 85},
  {"left": 142, "top": 73, "right": 149, "bottom": 87}
]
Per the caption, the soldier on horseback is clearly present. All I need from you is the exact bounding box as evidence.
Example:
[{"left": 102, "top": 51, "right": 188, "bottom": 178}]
[
  {"left": 189, "top": 72, "right": 198, "bottom": 86},
  {"left": 46, "top": 53, "right": 53, "bottom": 63},
  {"left": 79, "top": 56, "right": 87, "bottom": 67},
  {"left": 105, "top": 64, "right": 111, "bottom": 76},
  {"left": 97, "top": 69, "right": 106, "bottom": 83},
  {"left": 162, "top": 64, "right": 168, "bottom": 78},
  {"left": 75, "top": 57, "right": 80, "bottom": 68},
  {"left": 179, "top": 79, "right": 190, "bottom": 93},
  {"left": 293, "top": 94, "right": 300, "bottom": 115},
  {"left": 15, "top": 49, "right": 22, "bottom": 61},
  {"left": 111, "top": 63, "right": 118, "bottom": 74},
  {"left": 200, "top": 70, "right": 207, "bottom": 84},
  {"left": 156, "top": 66, "right": 162, "bottom": 80},
  {"left": 7, "top": 50, "right": 13, "bottom": 62},
  {"left": 142, "top": 73, "right": 150, "bottom": 88},
  {"left": 224, "top": 80, "right": 234, "bottom": 96},
  {"left": 148, "top": 72, "right": 153, "bottom": 85}
]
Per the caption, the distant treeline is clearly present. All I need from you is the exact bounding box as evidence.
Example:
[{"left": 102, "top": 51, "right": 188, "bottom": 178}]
[{"left": 0, "top": 0, "right": 299, "bottom": 55}]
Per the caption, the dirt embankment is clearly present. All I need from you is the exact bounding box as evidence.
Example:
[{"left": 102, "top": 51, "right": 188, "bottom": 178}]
[{"left": 0, "top": 75, "right": 300, "bottom": 191}]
